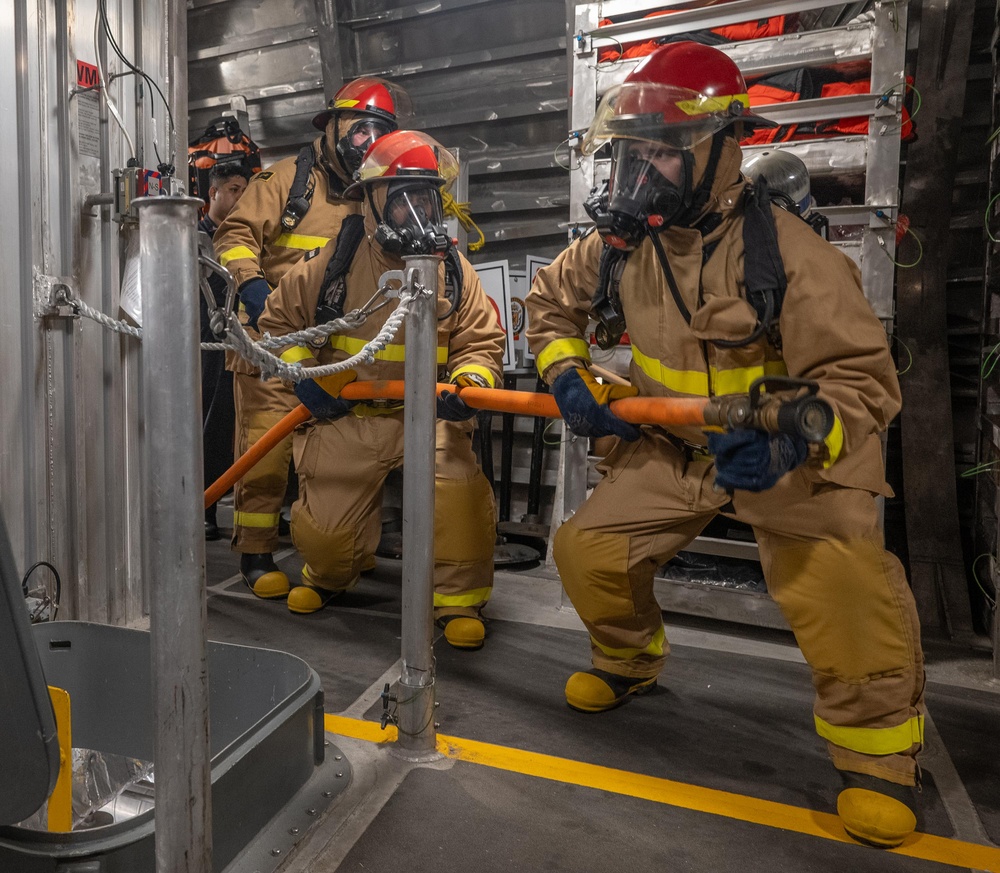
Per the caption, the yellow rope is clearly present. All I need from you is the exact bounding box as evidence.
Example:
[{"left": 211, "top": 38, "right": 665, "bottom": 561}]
[{"left": 441, "top": 189, "right": 485, "bottom": 252}]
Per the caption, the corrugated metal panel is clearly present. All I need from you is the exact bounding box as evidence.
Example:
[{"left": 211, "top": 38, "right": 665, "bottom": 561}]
[{"left": 187, "top": 0, "right": 572, "bottom": 265}]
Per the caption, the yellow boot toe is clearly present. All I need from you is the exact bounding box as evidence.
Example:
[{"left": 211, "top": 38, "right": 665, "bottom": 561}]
[
  {"left": 439, "top": 616, "right": 485, "bottom": 650},
  {"left": 564, "top": 670, "right": 656, "bottom": 713},
  {"left": 837, "top": 780, "right": 917, "bottom": 849}
]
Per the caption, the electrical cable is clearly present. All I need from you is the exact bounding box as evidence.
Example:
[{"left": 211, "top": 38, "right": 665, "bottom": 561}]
[
  {"left": 970, "top": 554, "right": 997, "bottom": 610},
  {"left": 890, "top": 333, "right": 913, "bottom": 376},
  {"left": 93, "top": 8, "right": 136, "bottom": 160},
  {"left": 98, "top": 0, "right": 176, "bottom": 172},
  {"left": 21, "top": 561, "right": 61, "bottom": 622}
]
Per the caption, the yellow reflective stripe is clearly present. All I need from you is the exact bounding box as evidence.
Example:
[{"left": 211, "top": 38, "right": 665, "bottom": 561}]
[
  {"left": 535, "top": 338, "right": 591, "bottom": 377},
  {"left": 219, "top": 245, "right": 257, "bottom": 266},
  {"left": 632, "top": 344, "right": 708, "bottom": 395},
  {"left": 823, "top": 415, "right": 844, "bottom": 468},
  {"left": 633, "top": 344, "right": 790, "bottom": 397},
  {"left": 814, "top": 713, "right": 924, "bottom": 756},
  {"left": 433, "top": 587, "right": 493, "bottom": 608},
  {"left": 234, "top": 511, "right": 281, "bottom": 528},
  {"left": 280, "top": 346, "right": 315, "bottom": 365},
  {"left": 328, "top": 334, "right": 448, "bottom": 364},
  {"left": 592, "top": 624, "right": 666, "bottom": 661},
  {"left": 274, "top": 232, "right": 331, "bottom": 251},
  {"left": 712, "top": 360, "right": 789, "bottom": 395},
  {"left": 676, "top": 93, "right": 750, "bottom": 117},
  {"left": 450, "top": 364, "right": 496, "bottom": 388}
]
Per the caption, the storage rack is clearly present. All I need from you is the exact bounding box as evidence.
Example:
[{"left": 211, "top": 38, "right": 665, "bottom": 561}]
[{"left": 550, "top": 0, "right": 909, "bottom": 627}]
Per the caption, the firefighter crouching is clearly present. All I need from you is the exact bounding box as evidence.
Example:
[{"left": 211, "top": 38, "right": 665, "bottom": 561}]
[
  {"left": 257, "top": 131, "right": 504, "bottom": 651},
  {"left": 525, "top": 42, "right": 924, "bottom": 850},
  {"left": 213, "top": 77, "right": 409, "bottom": 600}
]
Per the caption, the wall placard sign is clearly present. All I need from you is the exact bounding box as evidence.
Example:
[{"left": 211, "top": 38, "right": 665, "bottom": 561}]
[{"left": 474, "top": 260, "right": 515, "bottom": 371}]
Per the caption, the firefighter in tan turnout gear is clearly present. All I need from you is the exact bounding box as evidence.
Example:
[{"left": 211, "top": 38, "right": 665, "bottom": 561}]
[
  {"left": 214, "top": 77, "right": 410, "bottom": 599},
  {"left": 257, "top": 130, "right": 504, "bottom": 650},
  {"left": 525, "top": 42, "right": 925, "bottom": 850}
]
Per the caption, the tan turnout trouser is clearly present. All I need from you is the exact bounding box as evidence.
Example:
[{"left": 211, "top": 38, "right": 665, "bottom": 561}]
[
  {"left": 554, "top": 429, "right": 924, "bottom": 785},
  {"left": 291, "top": 413, "right": 496, "bottom": 618},
  {"left": 231, "top": 373, "right": 299, "bottom": 554}
]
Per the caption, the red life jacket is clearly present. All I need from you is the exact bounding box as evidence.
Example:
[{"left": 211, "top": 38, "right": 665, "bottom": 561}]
[{"left": 597, "top": 11, "right": 788, "bottom": 63}]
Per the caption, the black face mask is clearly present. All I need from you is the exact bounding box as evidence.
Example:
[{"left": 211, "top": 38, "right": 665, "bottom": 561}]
[
  {"left": 335, "top": 118, "right": 393, "bottom": 175},
  {"left": 371, "top": 183, "right": 450, "bottom": 256},
  {"left": 586, "top": 141, "right": 692, "bottom": 250}
]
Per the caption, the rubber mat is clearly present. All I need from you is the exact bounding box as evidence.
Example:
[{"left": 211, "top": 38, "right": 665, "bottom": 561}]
[{"left": 337, "top": 764, "right": 951, "bottom": 873}]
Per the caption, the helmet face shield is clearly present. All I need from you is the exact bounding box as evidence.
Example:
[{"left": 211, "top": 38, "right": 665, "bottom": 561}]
[
  {"left": 386, "top": 184, "right": 445, "bottom": 238},
  {"left": 336, "top": 116, "right": 395, "bottom": 174},
  {"left": 583, "top": 82, "right": 752, "bottom": 156},
  {"left": 597, "top": 138, "right": 690, "bottom": 248}
]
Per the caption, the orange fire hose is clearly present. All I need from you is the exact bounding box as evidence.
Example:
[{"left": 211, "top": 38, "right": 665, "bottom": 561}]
[{"left": 205, "top": 379, "right": 829, "bottom": 507}]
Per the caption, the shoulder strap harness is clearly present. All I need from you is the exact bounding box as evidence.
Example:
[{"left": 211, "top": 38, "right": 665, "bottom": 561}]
[
  {"left": 281, "top": 144, "right": 317, "bottom": 231},
  {"left": 591, "top": 178, "right": 788, "bottom": 351}
]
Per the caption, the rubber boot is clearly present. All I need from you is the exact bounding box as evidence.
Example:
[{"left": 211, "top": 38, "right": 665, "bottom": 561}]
[
  {"left": 837, "top": 772, "right": 918, "bottom": 849},
  {"left": 437, "top": 615, "right": 485, "bottom": 650},
  {"left": 240, "top": 552, "right": 290, "bottom": 600},
  {"left": 287, "top": 565, "right": 349, "bottom": 615},
  {"left": 564, "top": 669, "right": 656, "bottom": 713}
]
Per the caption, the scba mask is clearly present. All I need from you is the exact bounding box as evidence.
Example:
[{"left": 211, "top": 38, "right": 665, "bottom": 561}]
[
  {"left": 336, "top": 117, "right": 394, "bottom": 175},
  {"left": 375, "top": 182, "right": 450, "bottom": 256},
  {"left": 588, "top": 139, "right": 691, "bottom": 250}
]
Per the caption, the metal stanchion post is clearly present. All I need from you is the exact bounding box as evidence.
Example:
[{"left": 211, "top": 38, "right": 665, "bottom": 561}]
[
  {"left": 137, "top": 195, "right": 213, "bottom": 873},
  {"left": 395, "top": 255, "right": 440, "bottom": 759}
]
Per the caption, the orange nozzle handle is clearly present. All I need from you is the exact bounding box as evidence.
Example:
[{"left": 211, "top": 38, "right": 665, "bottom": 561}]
[{"left": 204, "top": 381, "right": 714, "bottom": 507}]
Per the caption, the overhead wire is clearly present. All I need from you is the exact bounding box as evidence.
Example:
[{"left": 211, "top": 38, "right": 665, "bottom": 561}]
[
  {"left": 93, "top": 7, "right": 135, "bottom": 160},
  {"left": 98, "top": 0, "right": 176, "bottom": 172}
]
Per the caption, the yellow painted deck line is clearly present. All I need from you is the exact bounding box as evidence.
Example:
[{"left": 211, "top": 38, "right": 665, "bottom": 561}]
[{"left": 325, "top": 713, "right": 1000, "bottom": 871}]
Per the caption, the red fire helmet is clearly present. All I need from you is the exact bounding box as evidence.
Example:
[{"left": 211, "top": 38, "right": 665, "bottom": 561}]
[
  {"left": 582, "top": 42, "right": 775, "bottom": 154},
  {"left": 311, "top": 77, "right": 412, "bottom": 131}
]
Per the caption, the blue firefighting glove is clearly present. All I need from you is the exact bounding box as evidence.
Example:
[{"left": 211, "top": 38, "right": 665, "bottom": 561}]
[
  {"left": 293, "top": 370, "right": 358, "bottom": 421},
  {"left": 239, "top": 277, "right": 271, "bottom": 330},
  {"left": 437, "top": 372, "right": 488, "bottom": 422},
  {"left": 708, "top": 428, "right": 808, "bottom": 493},
  {"left": 551, "top": 367, "right": 640, "bottom": 441}
]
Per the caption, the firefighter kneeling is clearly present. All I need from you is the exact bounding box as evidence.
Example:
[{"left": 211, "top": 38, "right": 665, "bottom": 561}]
[
  {"left": 526, "top": 42, "right": 924, "bottom": 849},
  {"left": 257, "top": 131, "right": 504, "bottom": 651}
]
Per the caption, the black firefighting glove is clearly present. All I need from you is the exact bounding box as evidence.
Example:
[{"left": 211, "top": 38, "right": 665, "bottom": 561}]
[
  {"left": 293, "top": 370, "right": 357, "bottom": 421},
  {"left": 551, "top": 367, "right": 640, "bottom": 441},
  {"left": 239, "top": 277, "right": 271, "bottom": 330},
  {"left": 708, "top": 428, "right": 808, "bottom": 492},
  {"left": 437, "top": 372, "right": 487, "bottom": 422}
]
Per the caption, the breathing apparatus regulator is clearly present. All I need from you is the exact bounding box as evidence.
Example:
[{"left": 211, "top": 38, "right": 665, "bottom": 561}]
[{"left": 347, "top": 130, "right": 464, "bottom": 314}]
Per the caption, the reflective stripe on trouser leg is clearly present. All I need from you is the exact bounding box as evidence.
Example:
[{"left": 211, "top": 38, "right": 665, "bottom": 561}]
[
  {"left": 432, "top": 471, "right": 496, "bottom": 619},
  {"left": 232, "top": 373, "right": 297, "bottom": 553},
  {"left": 431, "top": 420, "right": 495, "bottom": 619},
  {"left": 758, "top": 531, "right": 925, "bottom": 785},
  {"left": 554, "top": 522, "right": 668, "bottom": 679},
  {"left": 552, "top": 432, "right": 725, "bottom": 678}
]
